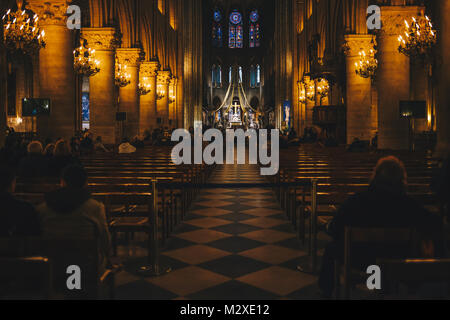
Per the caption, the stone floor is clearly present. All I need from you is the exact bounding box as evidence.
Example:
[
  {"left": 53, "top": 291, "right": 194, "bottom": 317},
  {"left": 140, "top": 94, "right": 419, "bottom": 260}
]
[{"left": 114, "top": 164, "right": 324, "bottom": 300}]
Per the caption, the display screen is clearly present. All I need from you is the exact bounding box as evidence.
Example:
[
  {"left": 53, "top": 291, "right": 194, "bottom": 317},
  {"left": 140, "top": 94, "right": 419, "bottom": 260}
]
[{"left": 22, "top": 98, "right": 51, "bottom": 117}]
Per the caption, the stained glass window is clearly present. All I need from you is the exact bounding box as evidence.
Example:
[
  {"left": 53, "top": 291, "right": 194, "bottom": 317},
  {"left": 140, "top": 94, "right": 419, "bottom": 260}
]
[
  {"left": 229, "top": 10, "right": 243, "bottom": 49},
  {"left": 256, "top": 65, "right": 261, "bottom": 86},
  {"left": 212, "top": 9, "right": 223, "bottom": 47},
  {"left": 250, "top": 65, "right": 256, "bottom": 88},
  {"left": 212, "top": 65, "right": 222, "bottom": 88},
  {"left": 249, "top": 10, "right": 261, "bottom": 48}
]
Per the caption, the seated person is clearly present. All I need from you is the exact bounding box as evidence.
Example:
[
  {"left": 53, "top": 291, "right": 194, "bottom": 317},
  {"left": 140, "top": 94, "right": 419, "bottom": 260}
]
[
  {"left": 118, "top": 138, "right": 136, "bottom": 154},
  {"left": 80, "top": 132, "right": 94, "bottom": 155},
  {"left": 48, "top": 140, "right": 81, "bottom": 177},
  {"left": 37, "top": 165, "right": 111, "bottom": 269},
  {"left": 18, "top": 141, "right": 49, "bottom": 178},
  {"left": 94, "top": 136, "right": 110, "bottom": 153},
  {"left": 0, "top": 166, "right": 40, "bottom": 237},
  {"left": 318, "top": 156, "right": 442, "bottom": 298}
]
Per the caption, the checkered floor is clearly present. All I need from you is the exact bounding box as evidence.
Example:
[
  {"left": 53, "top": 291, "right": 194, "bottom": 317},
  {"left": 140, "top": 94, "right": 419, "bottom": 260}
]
[{"left": 115, "top": 164, "right": 323, "bottom": 300}]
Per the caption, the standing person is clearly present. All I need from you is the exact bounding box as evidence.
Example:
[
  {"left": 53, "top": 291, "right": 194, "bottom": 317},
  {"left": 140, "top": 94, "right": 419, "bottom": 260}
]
[{"left": 0, "top": 166, "right": 41, "bottom": 237}]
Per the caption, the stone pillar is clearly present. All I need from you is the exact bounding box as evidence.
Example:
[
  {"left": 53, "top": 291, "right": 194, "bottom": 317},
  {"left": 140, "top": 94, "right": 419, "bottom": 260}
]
[
  {"left": 377, "top": 6, "right": 420, "bottom": 150},
  {"left": 82, "top": 28, "right": 119, "bottom": 145},
  {"left": 29, "top": 0, "right": 75, "bottom": 141},
  {"left": 169, "top": 77, "right": 177, "bottom": 127},
  {"left": 344, "top": 34, "right": 375, "bottom": 144},
  {"left": 116, "top": 48, "right": 142, "bottom": 139},
  {"left": 139, "top": 60, "right": 159, "bottom": 134},
  {"left": 156, "top": 70, "right": 171, "bottom": 127},
  {"left": 435, "top": 0, "right": 450, "bottom": 156},
  {"left": 0, "top": 45, "right": 6, "bottom": 147}
]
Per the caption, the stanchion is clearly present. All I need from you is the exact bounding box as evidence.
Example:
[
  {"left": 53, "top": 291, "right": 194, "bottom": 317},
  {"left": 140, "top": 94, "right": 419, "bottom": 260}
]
[
  {"left": 297, "top": 179, "right": 318, "bottom": 274},
  {"left": 138, "top": 180, "right": 171, "bottom": 277}
]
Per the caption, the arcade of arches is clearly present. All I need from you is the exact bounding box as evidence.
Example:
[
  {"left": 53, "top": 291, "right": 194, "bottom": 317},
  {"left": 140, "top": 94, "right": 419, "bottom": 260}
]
[{"left": 0, "top": 0, "right": 449, "bottom": 154}]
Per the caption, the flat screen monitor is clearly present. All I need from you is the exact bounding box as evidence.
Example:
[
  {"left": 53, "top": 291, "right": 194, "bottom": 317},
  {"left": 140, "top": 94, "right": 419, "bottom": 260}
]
[
  {"left": 399, "top": 101, "right": 426, "bottom": 119},
  {"left": 22, "top": 98, "right": 51, "bottom": 117}
]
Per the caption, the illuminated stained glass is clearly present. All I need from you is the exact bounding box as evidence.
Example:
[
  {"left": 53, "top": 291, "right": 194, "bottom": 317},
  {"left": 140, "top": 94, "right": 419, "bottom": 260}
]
[
  {"left": 249, "top": 10, "right": 261, "bottom": 48},
  {"left": 229, "top": 10, "right": 243, "bottom": 49},
  {"left": 212, "top": 10, "right": 223, "bottom": 47}
]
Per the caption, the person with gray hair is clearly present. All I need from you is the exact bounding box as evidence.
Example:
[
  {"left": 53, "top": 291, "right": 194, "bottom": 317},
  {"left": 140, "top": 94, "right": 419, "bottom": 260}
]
[
  {"left": 318, "top": 156, "right": 442, "bottom": 298},
  {"left": 18, "top": 140, "right": 49, "bottom": 178}
]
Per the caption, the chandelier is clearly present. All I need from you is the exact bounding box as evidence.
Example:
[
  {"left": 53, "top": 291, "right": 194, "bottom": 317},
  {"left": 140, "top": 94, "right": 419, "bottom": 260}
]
[
  {"left": 156, "top": 84, "right": 166, "bottom": 100},
  {"left": 138, "top": 77, "right": 151, "bottom": 95},
  {"left": 398, "top": 14, "right": 437, "bottom": 59},
  {"left": 355, "top": 49, "right": 378, "bottom": 79},
  {"left": 298, "top": 81, "right": 306, "bottom": 104},
  {"left": 2, "top": 0, "right": 45, "bottom": 55},
  {"left": 115, "top": 62, "right": 131, "bottom": 88},
  {"left": 316, "top": 78, "right": 330, "bottom": 101},
  {"left": 306, "top": 80, "right": 315, "bottom": 102},
  {"left": 169, "top": 85, "right": 176, "bottom": 104},
  {"left": 73, "top": 40, "right": 100, "bottom": 77}
]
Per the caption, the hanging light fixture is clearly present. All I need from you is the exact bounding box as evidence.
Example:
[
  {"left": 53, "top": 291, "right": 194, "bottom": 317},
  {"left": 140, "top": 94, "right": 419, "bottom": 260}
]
[
  {"left": 316, "top": 78, "right": 330, "bottom": 102},
  {"left": 1, "top": 0, "right": 45, "bottom": 55},
  {"left": 115, "top": 61, "right": 131, "bottom": 88},
  {"left": 306, "top": 79, "right": 315, "bottom": 102},
  {"left": 138, "top": 77, "right": 151, "bottom": 95},
  {"left": 73, "top": 39, "right": 100, "bottom": 77},
  {"left": 156, "top": 84, "right": 166, "bottom": 100},
  {"left": 355, "top": 49, "right": 378, "bottom": 79},
  {"left": 298, "top": 81, "right": 306, "bottom": 104},
  {"left": 169, "top": 84, "right": 176, "bottom": 104},
  {"left": 398, "top": 13, "right": 437, "bottom": 59}
]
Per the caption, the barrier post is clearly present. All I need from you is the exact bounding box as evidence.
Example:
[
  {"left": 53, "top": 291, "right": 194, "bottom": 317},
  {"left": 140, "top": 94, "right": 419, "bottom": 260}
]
[
  {"left": 138, "top": 180, "right": 171, "bottom": 277},
  {"left": 297, "top": 178, "right": 318, "bottom": 274}
]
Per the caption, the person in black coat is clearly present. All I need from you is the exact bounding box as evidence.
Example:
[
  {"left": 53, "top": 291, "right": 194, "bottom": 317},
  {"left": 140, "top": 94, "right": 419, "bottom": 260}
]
[
  {"left": 318, "top": 156, "right": 442, "bottom": 298},
  {"left": 48, "top": 140, "right": 81, "bottom": 177},
  {"left": 0, "top": 166, "right": 40, "bottom": 237},
  {"left": 18, "top": 141, "right": 49, "bottom": 178}
]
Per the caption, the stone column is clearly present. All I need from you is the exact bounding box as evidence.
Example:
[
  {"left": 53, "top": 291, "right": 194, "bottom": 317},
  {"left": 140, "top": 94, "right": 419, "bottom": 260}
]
[
  {"left": 169, "top": 77, "right": 177, "bottom": 127},
  {"left": 116, "top": 48, "right": 142, "bottom": 139},
  {"left": 82, "top": 28, "right": 119, "bottom": 145},
  {"left": 156, "top": 70, "right": 171, "bottom": 127},
  {"left": 377, "top": 6, "right": 421, "bottom": 150},
  {"left": 0, "top": 45, "right": 6, "bottom": 147},
  {"left": 29, "top": 0, "right": 75, "bottom": 141},
  {"left": 435, "top": 0, "right": 450, "bottom": 156},
  {"left": 344, "top": 34, "right": 375, "bottom": 144},
  {"left": 139, "top": 60, "right": 159, "bottom": 134}
]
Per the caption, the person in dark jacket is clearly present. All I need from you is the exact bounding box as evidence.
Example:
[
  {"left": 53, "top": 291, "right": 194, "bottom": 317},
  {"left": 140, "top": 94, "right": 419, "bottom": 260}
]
[
  {"left": 318, "top": 156, "right": 442, "bottom": 298},
  {"left": 0, "top": 166, "right": 40, "bottom": 237},
  {"left": 18, "top": 141, "right": 49, "bottom": 178},
  {"left": 37, "top": 165, "right": 111, "bottom": 269},
  {"left": 48, "top": 140, "right": 81, "bottom": 177}
]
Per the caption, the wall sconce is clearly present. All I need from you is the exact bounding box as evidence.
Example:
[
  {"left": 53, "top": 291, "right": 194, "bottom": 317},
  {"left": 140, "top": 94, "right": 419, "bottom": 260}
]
[{"left": 306, "top": 79, "right": 315, "bottom": 102}]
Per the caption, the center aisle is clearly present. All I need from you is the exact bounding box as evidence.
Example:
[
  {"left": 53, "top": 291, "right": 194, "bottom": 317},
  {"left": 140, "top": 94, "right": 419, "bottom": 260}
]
[{"left": 117, "top": 164, "right": 319, "bottom": 300}]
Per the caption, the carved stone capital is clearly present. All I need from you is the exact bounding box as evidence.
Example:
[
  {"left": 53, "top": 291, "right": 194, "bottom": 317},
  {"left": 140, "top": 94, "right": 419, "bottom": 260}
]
[
  {"left": 343, "top": 34, "right": 376, "bottom": 58},
  {"left": 116, "top": 48, "right": 144, "bottom": 67},
  {"left": 140, "top": 60, "right": 160, "bottom": 78},
  {"left": 82, "top": 28, "right": 121, "bottom": 51},
  {"left": 157, "top": 70, "right": 172, "bottom": 85},
  {"left": 379, "top": 6, "right": 423, "bottom": 37},
  {"left": 27, "top": 0, "right": 72, "bottom": 26}
]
